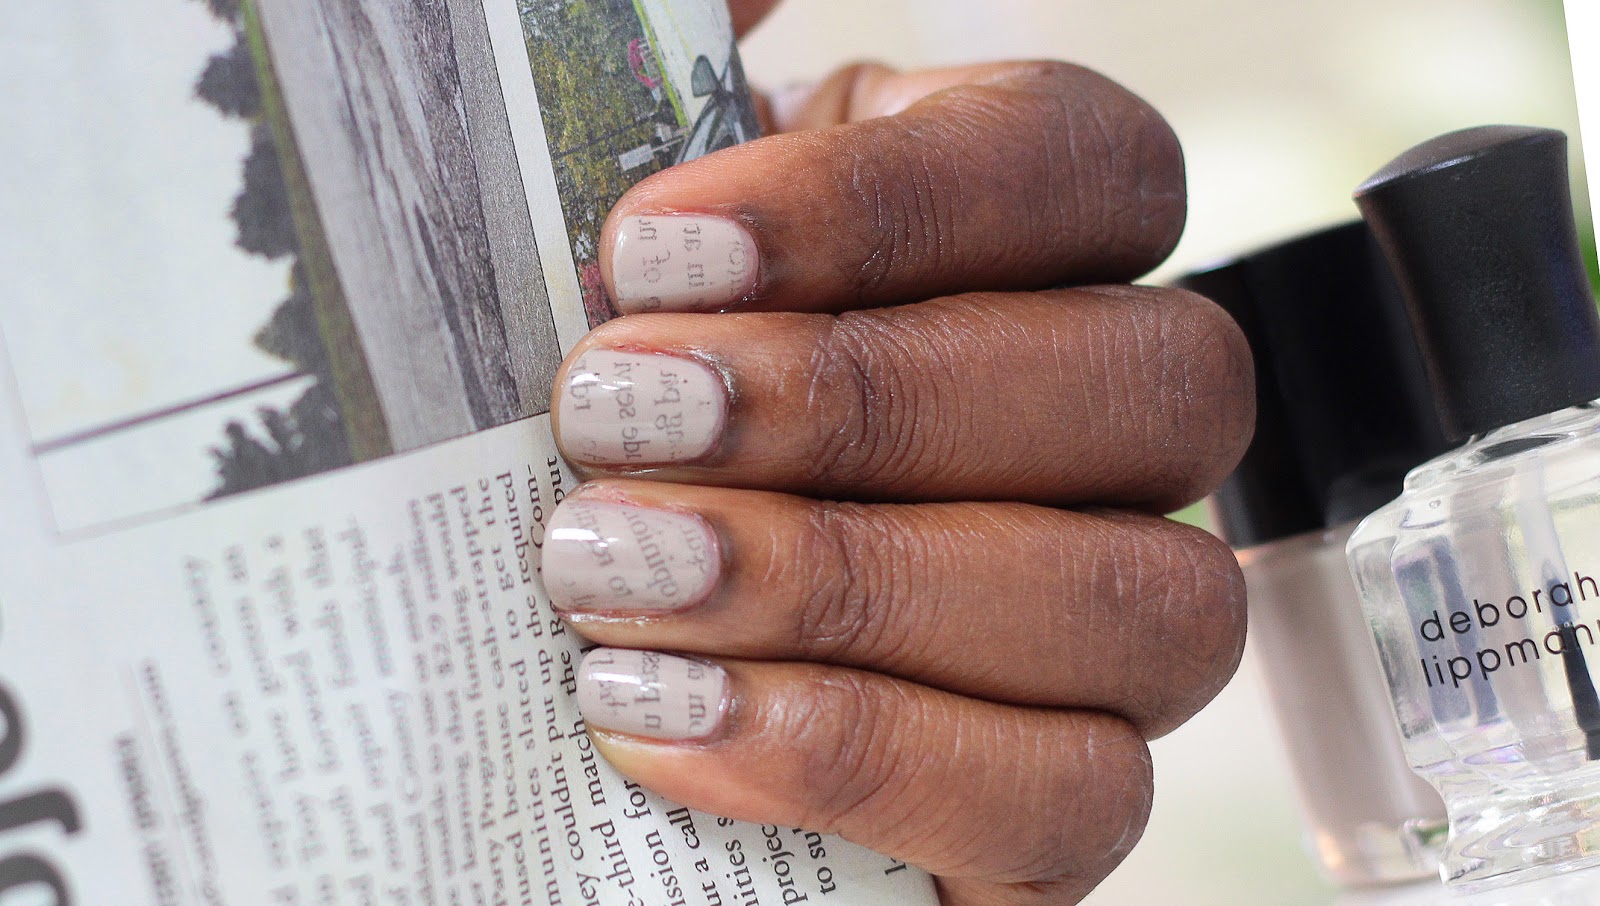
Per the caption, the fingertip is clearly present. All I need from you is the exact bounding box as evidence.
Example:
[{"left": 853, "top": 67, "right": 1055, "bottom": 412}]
[
  {"left": 1118, "top": 85, "right": 1188, "bottom": 275},
  {"left": 585, "top": 728, "right": 680, "bottom": 779},
  {"left": 586, "top": 728, "right": 783, "bottom": 823},
  {"left": 1083, "top": 285, "right": 1254, "bottom": 512},
  {"left": 1163, "top": 288, "right": 1257, "bottom": 507}
]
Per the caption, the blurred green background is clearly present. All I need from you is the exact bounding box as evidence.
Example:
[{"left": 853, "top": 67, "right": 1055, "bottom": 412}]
[{"left": 741, "top": 2, "right": 1586, "bottom": 902}]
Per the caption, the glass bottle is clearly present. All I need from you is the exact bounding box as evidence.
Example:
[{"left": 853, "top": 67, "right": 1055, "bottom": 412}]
[
  {"left": 1348, "top": 125, "right": 1600, "bottom": 891},
  {"left": 1185, "top": 222, "right": 1449, "bottom": 886}
]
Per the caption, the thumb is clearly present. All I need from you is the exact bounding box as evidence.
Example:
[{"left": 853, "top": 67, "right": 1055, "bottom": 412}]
[{"left": 729, "top": 0, "right": 783, "bottom": 37}]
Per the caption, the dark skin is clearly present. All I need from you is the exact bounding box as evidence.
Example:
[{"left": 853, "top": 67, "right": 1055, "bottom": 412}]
[{"left": 546, "top": 3, "right": 1257, "bottom": 902}]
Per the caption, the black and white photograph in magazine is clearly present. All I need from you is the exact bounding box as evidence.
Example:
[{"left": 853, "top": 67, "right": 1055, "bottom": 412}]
[{"left": 0, "top": 0, "right": 568, "bottom": 533}]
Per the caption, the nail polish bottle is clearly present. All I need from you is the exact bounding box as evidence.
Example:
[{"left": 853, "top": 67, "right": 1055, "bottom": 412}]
[
  {"left": 1346, "top": 125, "right": 1600, "bottom": 890},
  {"left": 1183, "top": 222, "right": 1450, "bottom": 887}
]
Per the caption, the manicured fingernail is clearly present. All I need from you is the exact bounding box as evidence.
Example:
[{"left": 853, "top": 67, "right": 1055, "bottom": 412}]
[
  {"left": 577, "top": 648, "right": 729, "bottom": 741},
  {"left": 544, "top": 499, "right": 719, "bottom": 615},
  {"left": 557, "top": 349, "right": 726, "bottom": 466},
  {"left": 610, "top": 214, "right": 758, "bottom": 313}
]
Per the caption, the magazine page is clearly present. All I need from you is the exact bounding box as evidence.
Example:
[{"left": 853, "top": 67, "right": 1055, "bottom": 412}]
[{"left": 0, "top": 1, "right": 939, "bottom": 903}]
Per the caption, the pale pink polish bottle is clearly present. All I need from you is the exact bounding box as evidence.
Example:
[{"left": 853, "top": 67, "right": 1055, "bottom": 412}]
[{"left": 1183, "top": 223, "right": 1450, "bottom": 886}]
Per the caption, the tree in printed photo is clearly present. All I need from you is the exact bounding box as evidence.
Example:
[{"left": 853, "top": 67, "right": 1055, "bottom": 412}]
[{"left": 193, "top": 0, "right": 354, "bottom": 499}]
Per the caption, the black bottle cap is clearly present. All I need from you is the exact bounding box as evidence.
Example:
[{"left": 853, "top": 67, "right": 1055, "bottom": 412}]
[
  {"left": 1354, "top": 125, "right": 1600, "bottom": 441},
  {"left": 1181, "top": 222, "right": 1450, "bottom": 549}
]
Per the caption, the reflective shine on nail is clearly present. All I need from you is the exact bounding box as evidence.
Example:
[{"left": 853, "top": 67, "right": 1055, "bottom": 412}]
[
  {"left": 558, "top": 349, "right": 725, "bottom": 466},
  {"left": 577, "top": 648, "right": 729, "bottom": 741},
  {"left": 611, "top": 214, "right": 758, "bottom": 314},
  {"left": 544, "top": 500, "right": 719, "bottom": 615}
]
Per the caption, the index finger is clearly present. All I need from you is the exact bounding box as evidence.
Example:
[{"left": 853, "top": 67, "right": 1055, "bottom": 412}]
[{"left": 601, "top": 61, "right": 1185, "bottom": 315}]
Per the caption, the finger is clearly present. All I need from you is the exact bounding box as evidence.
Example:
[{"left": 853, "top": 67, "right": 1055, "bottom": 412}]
[
  {"left": 727, "top": 0, "right": 782, "bottom": 37},
  {"left": 574, "top": 651, "right": 1153, "bottom": 903},
  {"left": 543, "top": 482, "right": 1246, "bottom": 737},
  {"left": 551, "top": 288, "right": 1255, "bottom": 511},
  {"left": 600, "top": 61, "right": 1184, "bottom": 315}
]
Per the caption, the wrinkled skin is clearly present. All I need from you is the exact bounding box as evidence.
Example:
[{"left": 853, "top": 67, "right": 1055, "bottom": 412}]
[{"left": 545, "top": 4, "right": 1256, "bottom": 903}]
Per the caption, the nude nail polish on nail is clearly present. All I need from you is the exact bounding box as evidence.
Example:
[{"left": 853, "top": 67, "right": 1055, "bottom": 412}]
[
  {"left": 577, "top": 648, "right": 728, "bottom": 741},
  {"left": 544, "top": 500, "right": 719, "bottom": 615},
  {"left": 611, "top": 214, "right": 758, "bottom": 314},
  {"left": 558, "top": 349, "right": 725, "bottom": 466}
]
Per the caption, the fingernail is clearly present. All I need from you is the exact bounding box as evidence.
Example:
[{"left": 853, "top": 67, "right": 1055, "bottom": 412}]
[
  {"left": 577, "top": 648, "right": 729, "bottom": 741},
  {"left": 557, "top": 349, "right": 726, "bottom": 466},
  {"left": 544, "top": 499, "right": 719, "bottom": 615},
  {"left": 610, "top": 214, "right": 758, "bottom": 314}
]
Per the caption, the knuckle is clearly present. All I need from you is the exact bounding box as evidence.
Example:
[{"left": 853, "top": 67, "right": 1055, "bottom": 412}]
[
  {"left": 803, "top": 314, "right": 943, "bottom": 490},
  {"left": 790, "top": 504, "right": 896, "bottom": 660},
  {"left": 1038, "top": 68, "right": 1185, "bottom": 271},
  {"left": 803, "top": 317, "right": 885, "bottom": 484},
  {"left": 838, "top": 132, "right": 952, "bottom": 302},
  {"left": 795, "top": 673, "right": 916, "bottom": 833},
  {"left": 1165, "top": 288, "right": 1256, "bottom": 396}
]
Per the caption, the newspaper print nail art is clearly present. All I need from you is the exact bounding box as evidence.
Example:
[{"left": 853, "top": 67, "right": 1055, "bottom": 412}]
[
  {"left": 558, "top": 349, "right": 725, "bottom": 466},
  {"left": 577, "top": 648, "right": 729, "bottom": 741},
  {"left": 610, "top": 214, "right": 758, "bottom": 314},
  {"left": 544, "top": 500, "right": 719, "bottom": 615}
]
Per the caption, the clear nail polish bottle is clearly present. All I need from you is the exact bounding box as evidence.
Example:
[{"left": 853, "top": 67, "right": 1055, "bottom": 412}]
[
  {"left": 1183, "top": 222, "right": 1450, "bottom": 887},
  {"left": 1346, "top": 125, "right": 1600, "bottom": 891}
]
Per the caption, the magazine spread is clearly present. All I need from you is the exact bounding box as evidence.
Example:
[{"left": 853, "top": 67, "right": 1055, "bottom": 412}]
[{"left": 0, "top": 1, "right": 938, "bottom": 903}]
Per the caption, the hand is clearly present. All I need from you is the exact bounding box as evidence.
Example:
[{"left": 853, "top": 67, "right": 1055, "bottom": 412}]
[{"left": 542, "top": 5, "right": 1255, "bottom": 903}]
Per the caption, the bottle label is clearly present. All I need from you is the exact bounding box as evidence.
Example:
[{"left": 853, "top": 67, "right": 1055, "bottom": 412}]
[{"left": 1412, "top": 571, "right": 1600, "bottom": 689}]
